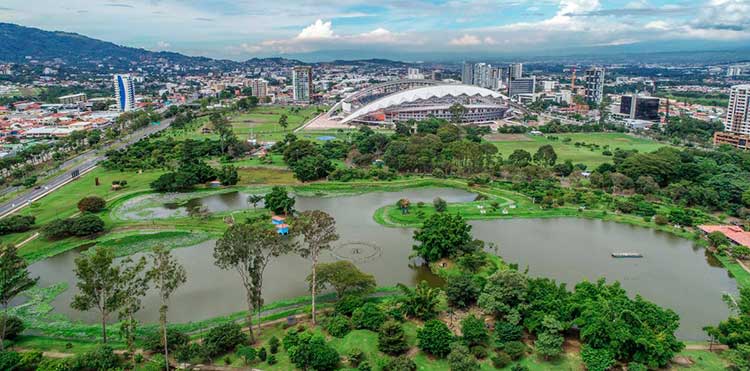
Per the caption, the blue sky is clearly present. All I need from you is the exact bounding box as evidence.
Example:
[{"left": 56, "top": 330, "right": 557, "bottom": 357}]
[{"left": 1, "top": 0, "right": 749, "bottom": 60}]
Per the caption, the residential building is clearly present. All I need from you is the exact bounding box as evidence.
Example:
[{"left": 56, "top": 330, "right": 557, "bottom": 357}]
[
  {"left": 509, "top": 63, "right": 523, "bottom": 80},
  {"left": 113, "top": 74, "right": 136, "bottom": 112},
  {"left": 620, "top": 95, "right": 660, "bottom": 121},
  {"left": 509, "top": 76, "right": 536, "bottom": 97},
  {"left": 431, "top": 70, "right": 443, "bottom": 81},
  {"left": 725, "top": 85, "right": 750, "bottom": 135},
  {"left": 407, "top": 68, "right": 424, "bottom": 79},
  {"left": 461, "top": 62, "right": 474, "bottom": 85},
  {"left": 584, "top": 67, "right": 605, "bottom": 105},
  {"left": 727, "top": 66, "right": 744, "bottom": 77},
  {"left": 58, "top": 93, "right": 87, "bottom": 105},
  {"left": 292, "top": 66, "right": 313, "bottom": 103},
  {"left": 473, "top": 63, "right": 495, "bottom": 89},
  {"left": 249, "top": 79, "right": 268, "bottom": 98},
  {"left": 714, "top": 131, "right": 750, "bottom": 150}
]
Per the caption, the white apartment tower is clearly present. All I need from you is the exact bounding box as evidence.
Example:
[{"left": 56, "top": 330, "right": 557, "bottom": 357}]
[
  {"left": 113, "top": 74, "right": 136, "bottom": 112},
  {"left": 250, "top": 79, "right": 268, "bottom": 98},
  {"left": 725, "top": 85, "right": 750, "bottom": 135},
  {"left": 292, "top": 66, "right": 313, "bottom": 103},
  {"left": 509, "top": 63, "right": 523, "bottom": 80},
  {"left": 461, "top": 62, "right": 474, "bottom": 85},
  {"left": 584, "top": 67, "right": 605, "bottom": 105},
  {"left": 473, "top": 63, "right": 495, "bottom": 89}
]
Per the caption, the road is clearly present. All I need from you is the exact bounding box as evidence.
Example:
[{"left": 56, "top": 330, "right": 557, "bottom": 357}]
[{"left": 0, "top": 115, "right": 176, "bottom": 218}]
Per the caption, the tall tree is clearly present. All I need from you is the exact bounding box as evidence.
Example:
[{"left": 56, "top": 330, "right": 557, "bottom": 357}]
[
  {"left": 0, "top": 245, "right": 37, "bottom": 350},
  {"left": 210, "top": 112, "right": 235, "bottom": 155},
  {"left": 148, "top": 246, "right": 187, "bottom": 370},
  {"left": 118, "top": 257, "right": 149, "bottom": 365},
  {"left": 214, "top": 219, "right": 295, "bottom": 342},
  {"left": 307, "top": 261, "right": 376, "bottom": 298},
  {"left": 71, "top": 247, "right": 126, "bottom": 344},
  {"left": 296, "top": 210, "right": 339, "bottom": 325},
  {"left": 278, "top": 114, "right": 289, "bottom": 129}
]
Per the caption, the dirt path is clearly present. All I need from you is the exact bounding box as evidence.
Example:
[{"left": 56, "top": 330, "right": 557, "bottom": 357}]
[{"left": 685, "top": 343, "right": 728, "bottom": 351}]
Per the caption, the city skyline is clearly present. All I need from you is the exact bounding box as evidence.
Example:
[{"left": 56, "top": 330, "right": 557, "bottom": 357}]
[{"left": 1, "top": 0, "right": 749, "bottom": 61}]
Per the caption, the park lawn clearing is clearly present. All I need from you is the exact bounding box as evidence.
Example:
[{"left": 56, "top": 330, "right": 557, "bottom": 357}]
[
  {"left": 490, "top": 132, "right": 670, "bottom": 169},
  {"left": 237, "top": 167, "right": 298, "bottom": 185},
  {"left": 228, "top": 105, "right": 324, "bottom": 140}
]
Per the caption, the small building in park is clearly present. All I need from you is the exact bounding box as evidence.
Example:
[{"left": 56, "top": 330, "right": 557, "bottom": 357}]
[
  {"left": 276, "top": 223, "right": 289, "bottom": 235},
  {"left": 698, "top": 225, "right": 750, "bottom": 247}
]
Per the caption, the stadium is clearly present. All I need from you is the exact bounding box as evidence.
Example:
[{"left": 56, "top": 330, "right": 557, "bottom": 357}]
[{"left": 327, "top": 80, "right": 512, "bottom": 126}]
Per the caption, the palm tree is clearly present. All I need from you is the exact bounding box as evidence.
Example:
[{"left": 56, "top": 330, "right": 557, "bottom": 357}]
[{"left": 397, "top": 281, "right": 441, "bottom": 320}]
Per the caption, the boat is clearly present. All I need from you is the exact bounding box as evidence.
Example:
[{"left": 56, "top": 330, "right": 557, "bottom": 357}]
[{"left": 611, "top": 252, "right": 643, "bottom": 258}]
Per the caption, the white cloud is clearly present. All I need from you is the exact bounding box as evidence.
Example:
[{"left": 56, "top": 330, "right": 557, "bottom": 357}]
[
  {"left": 449, "top": 34, "right": 482, "bottom": 46},
  {"left": 156, "top": 40, "right": 171, "bottom": 48},
  {"left": 296, "top": 19, "right": 335, "bottom": 40},
  {"left": 645, "top": 21, "right": 670, "bottom": 30}
]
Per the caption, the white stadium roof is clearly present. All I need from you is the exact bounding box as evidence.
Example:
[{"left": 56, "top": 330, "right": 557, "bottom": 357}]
[{"left": 340, "top": 84, "right": 507, "bottom": 124}]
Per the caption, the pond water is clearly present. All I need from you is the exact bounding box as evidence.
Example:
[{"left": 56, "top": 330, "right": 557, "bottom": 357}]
[{"left": 30, "top": 188, "right": 737, "bottom": 340}]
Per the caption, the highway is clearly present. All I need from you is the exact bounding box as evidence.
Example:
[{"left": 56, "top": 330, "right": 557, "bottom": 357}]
[{"left": 0, "top": 115, "right": 176, "bottom": 218}]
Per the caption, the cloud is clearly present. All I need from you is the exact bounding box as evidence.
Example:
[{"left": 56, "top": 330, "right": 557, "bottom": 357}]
[
  {"left": 194, "top": 17, "right": 214, "bottom": 22},
  {"left": 449, "top": 34, "right": 482, "bottom": 46},
  {"left": 157, "top": 41, "right": 171, "bottom": 48},
  {"left": 296, "top": 19, "right": 335, "bottom": 40},
  {"left": 103, "top": 3, "right": 134, "bottom": 8}
]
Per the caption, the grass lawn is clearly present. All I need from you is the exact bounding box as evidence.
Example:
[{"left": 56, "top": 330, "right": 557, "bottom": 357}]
[
  {"left": 237, "top": 167, "right": 298, "bottom": 185},
  {"left": 490, "top": 132, "right": 670, "bottom": 169}
]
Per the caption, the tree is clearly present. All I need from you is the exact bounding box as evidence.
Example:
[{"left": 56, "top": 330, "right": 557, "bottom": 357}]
[
  {"left": 397, "top": 281, "right": 442, "bottom": 320},
  {"left": 292, "top": 155, "right": 334, "bottom": 181},
  {"left": 383, "top": 355, "right": 417, "bottom": 371},
  {"left": 147, "top": 246, "right": 187, "bottom": 370},
  {"left": 117, "top": 256, "right": 148, "bottom": 366},
  {"left": 413, "top": 213, "right": 472, "bottom": 262},
  {"left": 264, "top": 186, "right": 295, "bottom": 215},
  {"left": 507, "top": 149, "right": 532, "bottom": 167},
  {"left": 581, "top": 345, "right": 615, "bottom": 371},
  {"left": 433, "top": 197, "right": 448, "bottom": 213},
  {"left": 417, "top": 319, "right": 454, "bottom": 357},
  {"left": 210, "top": 112, "right": 236, "bottom": 155},
  {"left": 535, "top": 331, "right": 564, "bottom": 360},
  {"left": 214, "top": 219, "right": 294, "bottom": 342},
  {"left": 378, "top": 320, "right": 408, "bottom": 355},
  {"left": 446, "top": 274, "right": 481, "bottom": 309},
  {"left": 247, "top": 194, "right": 264, "bottom": 208},
  {"left": 218, "top": 165, "right": 239, "bottom": 185},
  {"left": 461, "top": 314, "right": 489, "bottom": 347},
  {"left": 477, "top": 269, "right": 528, "bottom": 322},
  {"left": 352, "top": 303, "right": 386, "bottom": 331},
  {"left": 288, "top": 332, "right": 340, "bottom": 371},
  {"left": 0, "top": 245, "right": 37, "bottom": 350},
  {"left": 533, "top": 145, "right": 557, "bottom": 166},
  {"left": 278, "top": 114, "right": 289, "bottom": 129},
  {"left": 447, "top": 342, "right": 480, "bottom": 371},
  {"left": 449, "top": 103, "right": 467, "bottom": 123},
  {"left": 77, "top": 196, "right": 106, "bottom": 213},
  {"left": 308, "top": 261, "right": 376, "bottom": 298},
  {"left": 71, "top": 247, "right": 127, "bottom": 344},
  {"left": 296, "top": 210, "right": 339, "bottom": 325}
]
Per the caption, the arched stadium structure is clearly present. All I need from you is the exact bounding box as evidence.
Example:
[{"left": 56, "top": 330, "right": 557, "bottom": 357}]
[
  {"left": 327, "top": 79, "right": 443, "bottom": 118},
  {"left": 339, "top": 84, "right": 511, "bottom": 125}
]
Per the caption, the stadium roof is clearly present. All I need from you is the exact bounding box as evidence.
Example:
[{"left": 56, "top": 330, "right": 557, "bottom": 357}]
[{"left": 340, "top": 84, "right": 507, "bottom": 124}]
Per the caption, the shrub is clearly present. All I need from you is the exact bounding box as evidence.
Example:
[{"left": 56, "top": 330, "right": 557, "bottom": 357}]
[
  {"left": 433, "top": 197, "right": 447, "bottom": 212},
  {"left": 1, "top": 315, "right": 25, "bottom": 340},
  {"left": 139, "top": 354, "right": 167, "bottom": 371},
  {"left": 37, "top": 358, "right": 73, "bottom": 371},
  {"left": 283, "top": 328, "right": 300, "bottom": 351},
  {"left": 0, "top": 215, "right": 35, "bottom": 236},
  {"left": 511, "top": 364, "right": 529, "bottom": 371},
  {"left": 581, "top": 346, "right": 615, "bottom": 371},
  {"left": 471, "top": 345, "right": 488, "bottom": 359},
  {"left": 357, "top": 361, "right": 372, "bottom": 371},
  {"left": 447, "top": 342, "right": 479, "bottom": 371},
  {"left": 268, "top": 335, "right": 280, "bottom": 354},
  {"left": 654, "top": 214, "right": 668, "bottom": 225},
  {"left": 417, "top": 319, "right": 454, "bottom": 358},
  {"left": 203, "top": 322, "right": 247, "bottom": 357},
  {"left": 335, "top": 295, "right": 365, "bottom": 316},
  {"left": 175, "top": 343, "right": 207, "bottom": 364},
  {"left": 502, "top": 341, "right": 527, "bottom": 361},
  {"left": 267, "top": 354, "right": 277, "bottom": 365},
  {"left": 71, "top": 345, "right": 120, "bottom": 370},
  {"left": 491, "top": 351, "right": 512, "bottom": 368},
  {"left": 461, "top": 314, "right": 489, "bottom": 347},
  {"left": 628, "top": 362, "right": 648, "bottom": 371},
  {"left": 19, "top": 350, "right": 42, "bottom": 370},
  {"left": 235, "top": 345, "right": 256, "bottom": 365},
  {"left": 382, "top": 355, "right": 416, "bottom": 371},
  {"left": 258, "top": 347, "right": 267, "bottom": 362},
  {"left": 143, "top": 328, "right": 189, "bottom": 352},
  {"left": 326, "top": 315, "right": 352, "bottom": 338},
  {"left": 352, "top": 303, "right": 386, "bottom": 331},
  {"left": 0, "top": 351, "right": 21, "bottom": 371},
  {"left": 288, "top": 333, "right": 339, "bottom": 371},
  {"left": 378, "top": 320, "right": 408, "bottom": 355},
  {"left": 348, "top": 348, "right": 366, "bottom": 367},
  {"left": 495, "top": 321, "right": 523, "bottom": 343},
  {"left": 77, "top": 196, "right": 106, "bottom": 213},
  {"left": 42, "top": 215, "right": 105, "bottom": 239},
  {"left": 446, "top": 274, "right": 481, "bottom": 308}
]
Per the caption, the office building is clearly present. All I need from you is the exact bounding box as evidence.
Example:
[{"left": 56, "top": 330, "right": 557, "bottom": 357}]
[
  {"left": 249, "top": 79, "right": 268, "bottom": 98},
  {"left": 473, "top": 63, "right": 495, "bottom": 90},
  {"left": 58, "top": 93, "right": 87, "bottom": 105},
  {"left": 584, "top": 67, "right": 605, "bottom": 105},
  {"left": 725, "top": 85, "right": 750, "bottom": 135},
  {"left": 113, "top": 74, "right": 136, "bottom": 112},
  {"left": 509, "top": 76, "right": 536, "bottom": 97},
  {"left": 714, "top": 131, "right": 750, "bottom": 150},
  {"left": 431, "top": 70, "right": 443, "bottom": 81},
  {"left": 407, "top": 68, "right": 424, "bottom": 79},
  {"left": 620, "top": 95, "right": 660, "bottom": 121},
  {"left": 292, "top": 66, "right": 313, "bottom": 103},
  {"left": 461, "top": 62, "right": 474, "bottom": 85},
  {"left": 509, "top": 63, "right": 523, "bottom": 80},
  {"left": 727, "top": 66, "right": 744, "bottom": 77}
]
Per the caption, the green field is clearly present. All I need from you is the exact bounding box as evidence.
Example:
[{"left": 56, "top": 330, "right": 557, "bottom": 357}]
[{"left": 490, "top": 132, "right": 670, "bottom": 168}]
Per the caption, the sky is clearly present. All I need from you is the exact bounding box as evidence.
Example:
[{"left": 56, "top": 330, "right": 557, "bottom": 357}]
[{"left": 1, "top": 0, "right": 749, "bottom": 61}]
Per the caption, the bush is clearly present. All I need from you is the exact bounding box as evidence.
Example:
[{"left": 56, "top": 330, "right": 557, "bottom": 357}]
[
  {"left": 203, "top": 322, "right": 247, "bottom": 357},
  {"left": 0, "top": 215, "right": 35, "bottom": 236},
  {"left": 235, "top": 345, "right": 256, "bottom": 365},
  {"left": 258, "top": 347, "right": 267, "bottom": 362},
  {"left": 268, "top": 335, "right": 280, "bottom": 354},
  {"left": 175, "top": 343, "right": 207, "bottom": 364},
  {"left": 352, "top": 303, "right": 386, "bottom": 331},
  {"left": 37, "top": 358, "right": 73, "bottom": 371},
  {"left": 502, "top": 341, "right": 527, "bottom": 361},
  {"left": 511, "top": 364, "right": 529, "bottom": 371},
  {"left": 139, "top": 354, "right": 167, "bottom": 371},
  {"left": 417, "top": 319, "right": 454, "bottom": 358},
  {"left": 288, "top": 333, "right": 339, "bottom": 371},
  {"left": 461, "top": 314, "right": 489, "bottom": 347},
  {"left": 628, "top": 362, "right": 648, "bottom": 371},
  {"left": 19, "top": 350, "right": 42, "bottom": 370},
  {"left": 326, "top": 315, "right": 352, "bottom": 338},
  {"left": 653, "top": 214, "right": 668, "bottom": 225},
  {"left": 335, "top": 295, "right": 365, "bottom": 316},
  {"left": 348, "top": 348, "right": 366, "bottom": 367},
  {"left": 471, "top": 345, "right": 488, "bottom": 359},
  {"left": 581, "top": 345, "right": 615, "bottom": 371},
  {"left": 447, "top": 342, "right": 479, "bottom": 371},
  {"left": 1, "top": 315, "right": 25, "bottom": 340},
  {"left": 42, "top": 215, "right": 105, "bottom": 239},
  {"left": 357, "top": 361, "right": 372, "bottom": 371},
  {"left": 446, "top": 274, "right": 481, "bottom": 309},
  {"left": 143, "top": 328, "right": 189, "bottom": 352},
  {"left": 382, "top": 355, "right": 416, "bottom": 371},
  {"left": 378, "top": 320, "right": 408, "bottom": 355},
  {"left": 71, "top": 345, "right": 120, "bottom": 370},
  {"left": 77, "top": 196, "right": 106, "bottom": 213},
  {"left": 495, "top": 321, "right": 523, "bottom": 343},
  {"left": 0, "top": 351, "right": 21, "bottom": 371},
  {"left": 433, "top": 197, "right": 447, "bottom": 212},
  {"left": 267, "top": 354, "right": 277, "bottom": 365},
  {"left": 491, "top": 351, "right": 512, "bottom": 368},
  {"left": 283, "top": 328, "right": 300, "bottom": 351}
]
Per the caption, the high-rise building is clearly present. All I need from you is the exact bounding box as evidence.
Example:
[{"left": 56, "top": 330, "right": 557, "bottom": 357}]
[
  {"left": 509, "top": 63, "right": 523, "bottom": 80},
  {"left": 407, "top": 68, "right": 424, "bottom": 79},
  {"left": 431, "top": 70, "right": 443, "bottom": 81},
  {"left": 473, "top": 63, "right": 494, "bottom": 89},
  {"left": 509, "top": 76, "right": 536, "bottom": 96},
  {"left": 584, "top": 67, "right": 605, "bottom": 105},
  {"left": 292, "top": 66, "right": 313, "bottom": 103},
  {"left": 620, "top": 95, "right": 660, "bottom": 121},
  {"left": 461, "top": 62, "right": 474, "bottom": 85},
  {"left": 727, "top": 66, "right": 744, "bottom": 77},
  {"left": 113, "top": 74, "right": 136, "bottom": 112},
  {"left": 725, "top": 85, "right": 750, "bottom": 135},
  {"left": 249, "top": 79, "right": 268, "bottom": 98}
]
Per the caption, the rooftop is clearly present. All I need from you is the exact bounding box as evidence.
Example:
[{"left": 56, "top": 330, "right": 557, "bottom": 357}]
[{"left": 699, "top": 225, "right": 750, "bottom": 247}]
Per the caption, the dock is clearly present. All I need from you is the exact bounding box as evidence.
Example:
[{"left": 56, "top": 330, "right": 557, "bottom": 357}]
[{"left": 611, "top": 252, "right": 643, "bottom": 258}]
